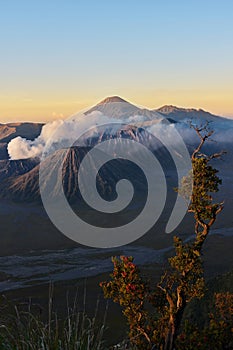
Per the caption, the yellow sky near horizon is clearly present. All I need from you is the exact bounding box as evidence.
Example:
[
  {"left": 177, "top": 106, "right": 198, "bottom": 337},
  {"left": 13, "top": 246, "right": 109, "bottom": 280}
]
[{"left": 1, "top": 88, "right": 233, "bottom": 123}]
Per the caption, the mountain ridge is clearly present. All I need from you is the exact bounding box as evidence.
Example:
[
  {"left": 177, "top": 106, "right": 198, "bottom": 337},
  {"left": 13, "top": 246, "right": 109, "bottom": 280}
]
[
  {"left": 0, "top": 122, "right": 44, "bottom": 143},
  {"left": 156, "top": 105, "right": 210, "bottom": 114}
]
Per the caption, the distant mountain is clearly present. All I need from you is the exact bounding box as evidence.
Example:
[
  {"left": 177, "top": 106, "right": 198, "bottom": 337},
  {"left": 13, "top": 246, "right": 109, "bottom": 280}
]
[
  {"left": 155, "top": 105, "right": 224, "bottom": 123},
  {"left": 85, "top": 96, "right": 162, "bottom": 121},
  {"left": 0, "top": 122, "right": 44, "bottom": 160},
  {"left": 97, "top": 96, "right": 128, "bottom": 104},
  {"left": 0, "top": 122, "right": 44, "bottom": 143},
  {"left": 84, "top": 96, "right": 230, "bottom": 126}
]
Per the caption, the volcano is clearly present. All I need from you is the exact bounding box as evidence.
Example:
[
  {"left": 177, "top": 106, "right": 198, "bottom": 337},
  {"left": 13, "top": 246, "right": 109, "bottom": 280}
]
[{"left": 1, "top": 96, "right": 232, "bottom": 203}]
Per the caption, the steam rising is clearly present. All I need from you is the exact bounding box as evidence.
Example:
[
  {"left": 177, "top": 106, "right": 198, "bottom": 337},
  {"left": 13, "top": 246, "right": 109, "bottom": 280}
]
[
  {"left": 7, "top": 107, "right": 233, "bottom": 160},
  {"left": 8, "top": 111, "right": 157, "bottom": 160},
  {"left": 8, "top": 120, "right": 64, "bottom": 160}
]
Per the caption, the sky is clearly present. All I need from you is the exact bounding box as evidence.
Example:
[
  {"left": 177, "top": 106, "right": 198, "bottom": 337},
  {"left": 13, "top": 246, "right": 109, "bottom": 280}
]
[{"left": 0, "top": 0, "right": 233, "bottom": 122}]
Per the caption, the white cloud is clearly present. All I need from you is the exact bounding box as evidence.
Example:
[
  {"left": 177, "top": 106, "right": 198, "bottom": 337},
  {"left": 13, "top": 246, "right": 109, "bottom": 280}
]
[{"left": 7, "top": 109, "right": 233, "bottom": 160}]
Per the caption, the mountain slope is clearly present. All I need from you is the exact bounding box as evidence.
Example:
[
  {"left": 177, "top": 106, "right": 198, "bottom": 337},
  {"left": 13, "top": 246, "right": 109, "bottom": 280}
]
[
  {"left": 0, "top": 143, "right": 8, "bottom": 160},
  {"left": 0, "top": 122, "right": 44, "bottom": 143},
  {"left": 0, "top": 158, "right": 39, "bottom": 181},
  {"left": 85, "top": 96, "right": 162, "bottom": 121},
  {"left": 0, "top": 146, "right": 148, "bottom": 202}
]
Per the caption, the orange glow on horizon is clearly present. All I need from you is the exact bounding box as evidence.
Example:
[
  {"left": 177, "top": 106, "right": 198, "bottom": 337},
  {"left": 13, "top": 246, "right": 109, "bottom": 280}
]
[{"left": 1, "top": 90, "right": 233, "bottom": 123}]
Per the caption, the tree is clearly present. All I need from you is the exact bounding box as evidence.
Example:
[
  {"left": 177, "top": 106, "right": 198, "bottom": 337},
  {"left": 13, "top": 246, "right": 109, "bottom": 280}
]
[
  {"left": 100, "top": 123, "right": 225, "bottom": 350},
  {"left": 176, "top": 292, "right": 233, "bottom": 350}
]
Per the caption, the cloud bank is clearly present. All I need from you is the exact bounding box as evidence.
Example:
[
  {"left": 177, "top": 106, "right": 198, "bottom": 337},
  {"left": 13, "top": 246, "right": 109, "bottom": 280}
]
[{"left": 7, "top": 110, "right": 233, "bottom": 160}]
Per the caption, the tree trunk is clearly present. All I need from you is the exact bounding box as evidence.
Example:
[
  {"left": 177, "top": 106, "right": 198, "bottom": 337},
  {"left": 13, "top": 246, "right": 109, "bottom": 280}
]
[
  {"left": 164, "top": 303, "right": 186, "bottom": 350},
  {"left": 164, "top": 314, "right": 176, "bottom": 350}
]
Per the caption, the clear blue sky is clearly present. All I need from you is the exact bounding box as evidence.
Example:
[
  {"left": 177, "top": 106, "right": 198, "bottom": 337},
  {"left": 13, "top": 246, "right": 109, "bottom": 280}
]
[{"left": 1, "top": 0, "right": 233, "bottom": 121}]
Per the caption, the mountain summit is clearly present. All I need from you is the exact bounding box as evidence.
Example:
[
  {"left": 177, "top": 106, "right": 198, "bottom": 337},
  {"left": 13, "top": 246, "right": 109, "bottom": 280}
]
[
  {"left": 85, "top": 96, "right": 161, "bottom": 121},
  {"left": 97, "top": 96, "right": 128, "bottom": 105}
]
